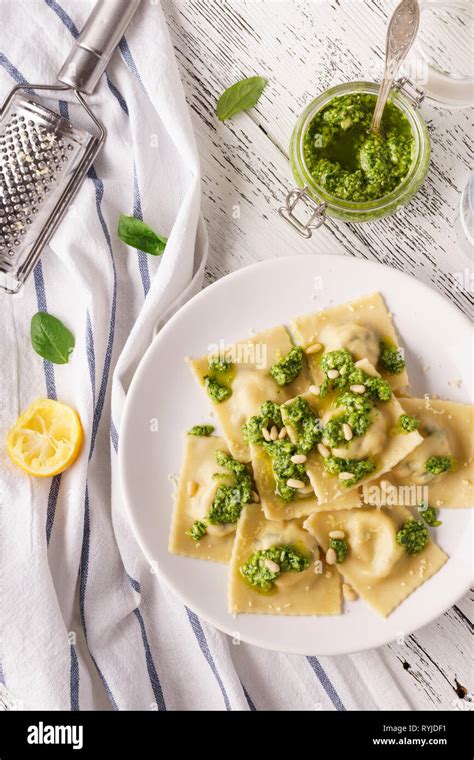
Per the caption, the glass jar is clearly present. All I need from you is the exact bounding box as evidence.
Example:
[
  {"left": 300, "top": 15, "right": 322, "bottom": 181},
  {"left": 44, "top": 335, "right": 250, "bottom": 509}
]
[
  {"left": 403, "top": 0, "right": 474, "bottom": 109},
  {"left": 280, "top": 80, "right": 431, "bottom": 235}
]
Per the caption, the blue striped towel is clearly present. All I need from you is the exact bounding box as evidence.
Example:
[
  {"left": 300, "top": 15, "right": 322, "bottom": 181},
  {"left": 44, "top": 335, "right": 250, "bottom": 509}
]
[{"left": 0, "top": 0, "right": 412, "bottom": 711}]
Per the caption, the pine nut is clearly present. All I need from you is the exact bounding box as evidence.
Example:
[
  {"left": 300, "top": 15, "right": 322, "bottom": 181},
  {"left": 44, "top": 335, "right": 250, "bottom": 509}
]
[
  {"left": 270, "top": 425, "right": 278, "bottom": 441},
  {"left": 262, "top": 427, "right": 271, "bottom": 441},
  {"left": 306, "top": 342, "right": 322, "bottom": 355},
  {"left": 309, "top": 384, "right": 320, "bottom": 396},
  {"left": 327, "top": 369, "right": 339, "bottom": 380},
  {"left": 339, "top": 472, "right": 353, "bottom": 481},
  {"left": 343, "top": 583, "right": 357, "bottom": 602},
  {"left": 287, "top": 478, "right": 305, "bottom": 489},
  {"left": 326, "top": 547, "right": 337, "bottom": 565},
  {"left": 291, "top": 454, "right": 307, "bottom": 464},
  {"left": 278, "top": 426, "right": 288, "bottom": 439},
  {"left": 252, "top": 491, "right": 260, "bottom": 503},
  {"left": 264, "top": 559, "right": 280, "bottom": 573},
  {"left": 317, "top": 443, "right": 331, "bottom": 458},
  {"left": 342, "top": 423, "right": 353, "bottom": 441},
  {"left": 298, "top": 485, "right": 314, "bottom": 494},
  {"left": 350, "top": 384, "right": 366, "bottom": 394},
  {"left": 187, "top": 480, "right": 198, "bottom": 497},
  {"left": 329, "top": 530, "right": 345, "bottom": 539}
]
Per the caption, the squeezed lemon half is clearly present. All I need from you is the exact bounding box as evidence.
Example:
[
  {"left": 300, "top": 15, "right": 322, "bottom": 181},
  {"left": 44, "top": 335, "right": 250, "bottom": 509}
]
[{"left": 6, "top": 398, "right": 83, "bottom": 477}]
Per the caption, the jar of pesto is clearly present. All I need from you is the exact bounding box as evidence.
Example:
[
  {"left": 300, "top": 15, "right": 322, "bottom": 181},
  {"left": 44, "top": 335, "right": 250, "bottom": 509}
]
[{"left": 280, "top": 79, "right": 430, "bottom": 235}]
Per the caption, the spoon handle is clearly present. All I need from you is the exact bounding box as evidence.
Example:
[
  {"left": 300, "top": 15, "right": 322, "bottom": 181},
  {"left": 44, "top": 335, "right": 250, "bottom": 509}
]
[{"left": 371, "top": 0, "right": 420, "bottom": 134}]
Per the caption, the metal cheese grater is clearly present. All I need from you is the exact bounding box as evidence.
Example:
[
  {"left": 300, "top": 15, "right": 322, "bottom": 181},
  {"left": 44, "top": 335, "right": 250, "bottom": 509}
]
[{"left": 0, "top": 0, "right": 141, "bottom": 294}]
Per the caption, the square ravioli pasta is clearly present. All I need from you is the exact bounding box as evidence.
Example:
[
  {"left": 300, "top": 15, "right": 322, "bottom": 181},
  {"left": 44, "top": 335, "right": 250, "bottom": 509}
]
[
  {"left": 290, "top": 292, "right": 409, "bottom": 393},
  {"left": 364, "top": 397, "right": 474, "bottom": 509},
  {"left": 242, "top": 394, "right": 360, "bottom": 520},
  {"left": 304, "top": 505, "right": 447, "bottom": 617},
  {"left": 281, "top": 361, "right": 422, "bottom": 504},
  {"left": 187, "top": 325, "right": 309, "bottom": 462},
  {"left": 169, "top": 435, "right": 252, "bottom": 564},
  {"left": 280, "top": 391, "right": 362, "bottom": 509},
  {"left": 249, "top": 442, "right": 319, "bottom": 520},
  {"left": 228, "top": 505, "right": 341, "bottom": 615},
  {"left": 250, "top": 441, "right": 360, "bottom": 520}
]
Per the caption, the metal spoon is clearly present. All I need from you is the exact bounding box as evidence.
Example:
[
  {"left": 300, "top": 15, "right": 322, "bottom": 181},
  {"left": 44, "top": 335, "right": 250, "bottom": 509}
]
[{"left": 371, "top": 0, "right": 420, "bottom": 134}]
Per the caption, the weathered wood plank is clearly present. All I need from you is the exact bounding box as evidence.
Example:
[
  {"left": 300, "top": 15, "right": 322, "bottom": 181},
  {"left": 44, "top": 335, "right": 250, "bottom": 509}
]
[{"left": 382, "top": 588, "right": 473, "bottom": 710}]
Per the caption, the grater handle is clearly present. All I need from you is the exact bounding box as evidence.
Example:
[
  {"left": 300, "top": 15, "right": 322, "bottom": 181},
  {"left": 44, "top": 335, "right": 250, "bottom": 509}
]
[{"left": 57, "top": 0, "right": 141, "bottom": 95}]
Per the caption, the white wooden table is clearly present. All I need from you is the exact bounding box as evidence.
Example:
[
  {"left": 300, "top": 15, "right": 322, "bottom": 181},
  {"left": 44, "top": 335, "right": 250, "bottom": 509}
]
[{"left": 163, "top": 0, "right": 473, "bottom": 710}]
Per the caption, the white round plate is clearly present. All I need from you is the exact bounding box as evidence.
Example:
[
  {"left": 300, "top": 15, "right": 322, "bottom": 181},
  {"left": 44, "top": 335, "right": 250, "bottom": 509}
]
[{"left": 119, "top": 254, "right": 473, "bottom": 656}]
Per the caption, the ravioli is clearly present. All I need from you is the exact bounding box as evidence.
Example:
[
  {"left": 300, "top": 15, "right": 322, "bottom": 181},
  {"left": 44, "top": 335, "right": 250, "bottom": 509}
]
[
  {"left": 304, "top": 505, "right": 448, "bottom": 617},
  {"left": 188, "top": 326, "right": 309, "bottom": 462},
  {"left": 290, "top": 292, "right": 409, "bottom": 392},
  {"left": 229, "top": 505, "right": 341, "bottom": 615},
  {"left": 364, "top": 397, "right": 474, "bottom": 509},
  {"left": 169, "top": 435, "right": 241, "bottom": 563},
  {"left": 251, "top": 438, "right": 361, "bottom": 519},
  {"left": 280, "top": 391, "right": 362, "bottom": 510},
  {"left": 282, "top": 361, "right": 422, "bottom": 504},
  {"left": 249, "top": 442, "right": 319, "bottom": 520}
]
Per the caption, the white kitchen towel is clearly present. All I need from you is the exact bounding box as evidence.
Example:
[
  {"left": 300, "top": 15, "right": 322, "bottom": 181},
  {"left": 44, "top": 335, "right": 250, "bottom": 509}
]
[{"left": 0, "top": 0, "right": 413, "bottom": 711}]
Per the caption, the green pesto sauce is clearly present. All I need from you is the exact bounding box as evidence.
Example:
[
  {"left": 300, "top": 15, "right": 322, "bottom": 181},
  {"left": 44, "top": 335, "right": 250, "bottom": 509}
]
[
  {"left": 396, "top": 519, "right": 429, "bottom": 554},
  {"left": 240, "top": 544, "right": 310, "bottom": 592},
  {"left": 315, "top": 349, "right": 393, "bottom": 483},
  {"left": 324, "top": 455, "right": 376, "bottom": 487},
  {"left": 283, "top": 396, "right": 322, "bottom": 453},
  {"left": 425, "top": 455, "right": 455, "bottom": 475},
  {"left": 244, "top": 399, "right": 321, "bottom": 502},
  {"left": 264, "top": 439, "right": 308, "bottom": 502},
  {"left": 319, "top": 349, "right": 392, "bottom": 401},
  {"left": 323, "top": 392, "right": 373, "bottom": 448},
  {"left": 207, "top": 452, "right": 253, "bottom": 523},
  {"left": 418, "top": 503, "right": 442, "bottom": 527},
  {"left": 303, "top": 93, "right": 414, "bottom": 203},
  {"left": 398, "top": 414, "right": 420, "bottom": 434},
  {"left": 270, "top": 346, "right": 303, "bottom": 387},
  {"left": 187, "top": 424, "right": 215, "bottom": 437},
  {"left": 204, "top": 356, "right": 235, "bottom": 403},
  {"left": 188, "top": 520, "right": 207, "bottom": 541},
  {"left": 242, "top": 400, "right": 283, "bottom": 444},
  {"left": 187, "top": 450, "right": 253, "bottom": 541},
  {"left": 329, "top": 538, "right": 348, "bottom": 563},
  {"left": 379, "top": 339, "right": 405, "bottom": 375}
]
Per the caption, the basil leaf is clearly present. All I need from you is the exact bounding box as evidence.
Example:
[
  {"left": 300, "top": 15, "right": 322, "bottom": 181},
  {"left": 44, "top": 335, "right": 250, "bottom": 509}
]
[
  {"left": 31, "top": 312, "right": 75, "bottom": 364},
  {"left": 118, "top": 214, "right": 167, "bottom": 255},
  {"left": 216, "top": 76, "right": 267, "bottom": 121}
]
